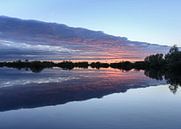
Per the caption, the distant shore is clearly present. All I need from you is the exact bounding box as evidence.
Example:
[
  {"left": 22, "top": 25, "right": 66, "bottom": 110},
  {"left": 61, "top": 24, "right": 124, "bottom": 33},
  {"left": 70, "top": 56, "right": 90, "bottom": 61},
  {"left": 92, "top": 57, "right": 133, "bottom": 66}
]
[{"left": 0, "top": 60, "right": 145, "bottom": 71}]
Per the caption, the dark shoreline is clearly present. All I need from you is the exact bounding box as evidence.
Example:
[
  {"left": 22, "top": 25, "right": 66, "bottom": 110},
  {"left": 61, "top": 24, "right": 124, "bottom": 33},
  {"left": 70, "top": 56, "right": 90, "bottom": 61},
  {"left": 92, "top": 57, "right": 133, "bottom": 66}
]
[
  {"left": 0, "top": 60, "right": 146, "bottom": 71},
  {"left": 0, "top": 59, "right": 180, "bottom": 72}
]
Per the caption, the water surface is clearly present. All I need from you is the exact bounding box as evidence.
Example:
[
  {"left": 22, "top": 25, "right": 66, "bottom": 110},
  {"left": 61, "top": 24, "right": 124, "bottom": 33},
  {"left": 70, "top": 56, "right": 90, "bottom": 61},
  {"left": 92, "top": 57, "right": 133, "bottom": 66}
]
[{"left": 0, "top": 67, "right": 180, "bottom": 129}]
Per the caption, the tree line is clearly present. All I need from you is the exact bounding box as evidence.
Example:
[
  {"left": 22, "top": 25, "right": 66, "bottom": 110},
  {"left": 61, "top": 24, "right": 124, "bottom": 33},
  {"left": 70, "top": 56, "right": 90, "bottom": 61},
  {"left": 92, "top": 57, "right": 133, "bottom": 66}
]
[{"left": 0, "top": 45, "right": 180, "bottom": 72}]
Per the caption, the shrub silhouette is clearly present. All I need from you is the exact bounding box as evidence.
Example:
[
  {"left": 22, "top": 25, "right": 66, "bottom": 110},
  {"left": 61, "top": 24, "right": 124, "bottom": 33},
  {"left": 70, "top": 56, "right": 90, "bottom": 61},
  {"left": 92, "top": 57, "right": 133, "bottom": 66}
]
[
  {"left": 165, "top": 45, "right": 181, "bottom": 73},
  {"left": 110, "top": 61, "right": 133, "bottom": 70},
  {"left": 74, "top": 62, "right": 89, "bottom": 69},
  {"left": 56, "top": 61, "right": 74, "bottom": 70},
  {"left": 90, "top": 62, "right": 109, "bottom": 69},
  {"left": 144, "top": 53, "right": 165, "bottom": 69}
]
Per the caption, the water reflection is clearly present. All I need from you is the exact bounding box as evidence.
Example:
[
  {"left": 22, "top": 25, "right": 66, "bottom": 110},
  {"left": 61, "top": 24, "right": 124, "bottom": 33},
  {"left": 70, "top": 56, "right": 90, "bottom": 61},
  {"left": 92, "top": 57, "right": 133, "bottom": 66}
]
[
  {"left": 144, "top": 69, "right": 181, "bottom": 94},
  {"left": 0, "top": 68, "right": 166, "bottom": 112}
]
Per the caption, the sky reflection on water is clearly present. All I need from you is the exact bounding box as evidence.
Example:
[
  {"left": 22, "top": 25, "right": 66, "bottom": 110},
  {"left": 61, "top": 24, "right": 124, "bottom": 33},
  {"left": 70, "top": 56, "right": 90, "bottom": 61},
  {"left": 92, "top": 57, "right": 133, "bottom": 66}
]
[
  {"left": 0, "top": 67, "right": 180, "bottom": 129},
  {"left": 0, "top": 85, "right": 181, "bottom": 129}
]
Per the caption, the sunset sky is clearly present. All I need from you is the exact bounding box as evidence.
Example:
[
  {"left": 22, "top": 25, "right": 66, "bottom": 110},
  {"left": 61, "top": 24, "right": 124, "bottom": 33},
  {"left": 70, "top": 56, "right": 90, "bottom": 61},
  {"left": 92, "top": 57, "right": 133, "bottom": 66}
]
[{"left": 0, "top": 0, "right": 180, "bottom": 46}]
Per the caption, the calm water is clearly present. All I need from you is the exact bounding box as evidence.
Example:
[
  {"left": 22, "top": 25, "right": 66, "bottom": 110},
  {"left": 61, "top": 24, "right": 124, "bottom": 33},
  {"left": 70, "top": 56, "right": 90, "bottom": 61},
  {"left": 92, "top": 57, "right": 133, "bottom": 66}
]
[{"left": 0, "top": 67, "right": 180, "bottom": 129}]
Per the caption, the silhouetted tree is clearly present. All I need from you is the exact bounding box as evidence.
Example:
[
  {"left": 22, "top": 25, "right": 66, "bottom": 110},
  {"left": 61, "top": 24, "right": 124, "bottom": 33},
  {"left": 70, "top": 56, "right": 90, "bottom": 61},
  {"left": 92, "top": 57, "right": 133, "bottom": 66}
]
[
  {"left": 144, "top": 53, "right": 165, "bottom": 69},
  {"left": 90, "top": 62, "right": 109, "bottom": 69},
  {"left": 165, "top": 45, "right": 181, "bottom": 73}
]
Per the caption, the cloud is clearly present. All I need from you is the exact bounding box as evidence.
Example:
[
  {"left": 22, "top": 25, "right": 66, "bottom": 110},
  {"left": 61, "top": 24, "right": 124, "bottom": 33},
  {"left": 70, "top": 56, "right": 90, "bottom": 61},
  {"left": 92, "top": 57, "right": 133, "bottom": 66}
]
[
  {"left": 0, "top": 40, "right": 78, "bottom": 53},
  {"left": 0, "top": 76, "right": 78, "bottom": 88}
]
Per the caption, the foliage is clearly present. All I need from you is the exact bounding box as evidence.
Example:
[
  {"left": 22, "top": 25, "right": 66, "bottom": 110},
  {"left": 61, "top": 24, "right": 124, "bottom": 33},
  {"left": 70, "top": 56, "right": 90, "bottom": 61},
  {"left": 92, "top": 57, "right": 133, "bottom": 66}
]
[{"left": 144, "top": 53, "right": 165, "bottom": 69}]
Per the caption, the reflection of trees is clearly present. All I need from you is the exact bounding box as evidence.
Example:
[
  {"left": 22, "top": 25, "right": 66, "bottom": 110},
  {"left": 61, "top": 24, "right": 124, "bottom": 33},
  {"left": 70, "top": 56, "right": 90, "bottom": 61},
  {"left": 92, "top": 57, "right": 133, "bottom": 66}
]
[
  {"left": 144, "top": 69, "right": 164, "bottom": 80},
  {"left": 169, "top": 85, "right": 179, "bottom": 94},
  {"left": 30, "top": 67, "right": 44, "bottom": 73},
  {"left": 165, "top": 72, "right": 181, "bottom": 94},
  {"left": 144, "top": 69, "right": 181, "bottom": 94}
]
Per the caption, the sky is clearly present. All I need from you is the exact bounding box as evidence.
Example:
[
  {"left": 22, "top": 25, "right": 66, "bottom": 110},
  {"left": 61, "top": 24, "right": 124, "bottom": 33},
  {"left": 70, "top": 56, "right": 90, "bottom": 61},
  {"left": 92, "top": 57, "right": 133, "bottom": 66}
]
[{"left": 0, "top": 0, "right": 180, "bottom": 46}]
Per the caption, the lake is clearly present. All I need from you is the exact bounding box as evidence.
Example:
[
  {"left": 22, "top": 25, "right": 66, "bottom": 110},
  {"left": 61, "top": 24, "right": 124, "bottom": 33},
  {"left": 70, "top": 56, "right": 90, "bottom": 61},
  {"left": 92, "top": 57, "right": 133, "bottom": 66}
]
[{"left": 0, "top": 67, "right": 180, "bottom": 129}]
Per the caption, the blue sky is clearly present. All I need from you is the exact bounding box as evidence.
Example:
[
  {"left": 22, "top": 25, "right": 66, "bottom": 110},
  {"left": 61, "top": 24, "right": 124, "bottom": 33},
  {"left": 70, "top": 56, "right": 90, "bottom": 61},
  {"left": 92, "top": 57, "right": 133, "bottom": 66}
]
[{"left": 0, "top": 0, "right": 180, "bottom": 46}]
